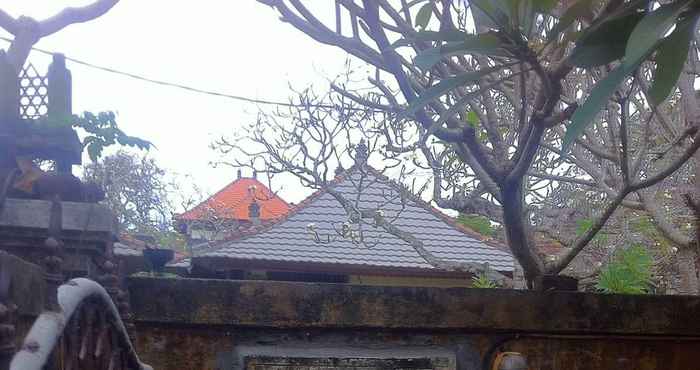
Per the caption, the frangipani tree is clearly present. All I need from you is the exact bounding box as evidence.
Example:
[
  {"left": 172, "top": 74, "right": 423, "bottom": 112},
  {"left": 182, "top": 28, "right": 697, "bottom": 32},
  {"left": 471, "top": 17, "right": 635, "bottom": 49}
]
[
  {"left": 256, "top": 0, "right": 700, "bottom": 288},
  {"left": 0, "top": 1, "right": 119, "bottom": 73}
]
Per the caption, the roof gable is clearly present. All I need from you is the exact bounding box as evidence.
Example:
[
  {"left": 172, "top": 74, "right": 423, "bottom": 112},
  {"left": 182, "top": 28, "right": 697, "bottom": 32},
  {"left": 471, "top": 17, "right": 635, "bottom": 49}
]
[
  {"left": 177, "top": 177, "right": 290, "bottom": 221},
  {"left": 194, "top": 166, "right": 514, "bottom": 273}
]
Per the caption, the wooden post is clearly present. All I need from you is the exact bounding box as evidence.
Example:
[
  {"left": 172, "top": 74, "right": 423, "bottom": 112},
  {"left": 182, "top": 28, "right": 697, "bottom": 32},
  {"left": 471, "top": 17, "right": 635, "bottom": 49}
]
[{"left": 47, "top": 54, "right": 73, "bottom": 174}]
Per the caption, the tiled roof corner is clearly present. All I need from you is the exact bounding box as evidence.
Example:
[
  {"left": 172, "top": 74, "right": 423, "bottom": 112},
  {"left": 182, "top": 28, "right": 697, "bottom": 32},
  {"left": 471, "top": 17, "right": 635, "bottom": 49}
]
[{"left": 194, "top": 165, "right": 515, "bottom": 273}]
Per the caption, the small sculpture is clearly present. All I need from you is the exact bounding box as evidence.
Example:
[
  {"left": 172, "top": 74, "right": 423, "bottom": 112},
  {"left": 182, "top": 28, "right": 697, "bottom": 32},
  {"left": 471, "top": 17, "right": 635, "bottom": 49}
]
[{"left": 3, "top": 158, "right": 104, "bottom": 203}]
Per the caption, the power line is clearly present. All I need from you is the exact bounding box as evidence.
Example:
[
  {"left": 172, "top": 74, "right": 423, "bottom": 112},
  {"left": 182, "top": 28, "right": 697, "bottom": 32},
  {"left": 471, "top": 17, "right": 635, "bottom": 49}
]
[{"left": 0, "top": 36, "right": 379, "bottom": 111}]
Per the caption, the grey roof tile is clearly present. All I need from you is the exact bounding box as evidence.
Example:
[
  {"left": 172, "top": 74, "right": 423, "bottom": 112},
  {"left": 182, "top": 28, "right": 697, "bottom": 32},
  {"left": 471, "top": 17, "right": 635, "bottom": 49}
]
[{"left": 194, "top": 166, "right": 514, "bottom": 272}]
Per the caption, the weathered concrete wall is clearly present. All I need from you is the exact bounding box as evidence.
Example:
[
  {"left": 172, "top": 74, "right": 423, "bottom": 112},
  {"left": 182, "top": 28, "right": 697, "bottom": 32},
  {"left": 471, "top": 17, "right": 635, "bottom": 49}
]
[
  {"left": 128, "top": 277, "right": 700, "bottom": 370},
  {"left": 348, "top": 274, "right": 471, "bottom": 287}
]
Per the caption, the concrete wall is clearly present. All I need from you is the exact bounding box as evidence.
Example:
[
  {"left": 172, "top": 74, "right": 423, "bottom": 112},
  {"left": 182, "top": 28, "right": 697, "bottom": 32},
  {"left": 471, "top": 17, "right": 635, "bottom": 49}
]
[
  {"left": 127, "top": 277, "right": 700, "bottom": 370},
  {"left": 348, "top": 274, "right": 471, "bottom": 288}
]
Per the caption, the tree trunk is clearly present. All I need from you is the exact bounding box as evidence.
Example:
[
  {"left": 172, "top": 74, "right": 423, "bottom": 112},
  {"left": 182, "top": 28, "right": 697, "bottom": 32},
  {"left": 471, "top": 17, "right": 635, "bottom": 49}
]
[
  {"left": 500, "top": 181, "right": 544, "bottom": 288},
  {"left": 677, "top": 246, "right": 700, "bottom": 295}
]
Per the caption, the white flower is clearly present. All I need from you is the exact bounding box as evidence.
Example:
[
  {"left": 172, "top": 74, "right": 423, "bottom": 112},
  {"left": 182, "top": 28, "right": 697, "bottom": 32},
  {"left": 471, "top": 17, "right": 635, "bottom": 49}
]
[
  {"left": 672, "top": 247, "right": 679, "bottom": 253},
  {"left": 306, "top": 223, "right": 316, "bottom": 230}
]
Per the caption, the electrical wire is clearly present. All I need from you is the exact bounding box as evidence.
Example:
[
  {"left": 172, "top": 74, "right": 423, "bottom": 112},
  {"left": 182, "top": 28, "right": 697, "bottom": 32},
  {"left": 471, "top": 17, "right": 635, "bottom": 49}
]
[{"left": 0, "top": 36, "right": 378, "bottom": 111}]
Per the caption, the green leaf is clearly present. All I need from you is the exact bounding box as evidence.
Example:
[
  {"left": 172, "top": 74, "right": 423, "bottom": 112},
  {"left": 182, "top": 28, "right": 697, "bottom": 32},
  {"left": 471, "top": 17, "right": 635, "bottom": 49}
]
[
  {"left": 533, "top": 0, "right": 557, "bottom": 14},
  {"left": 458, "top": 214, "right": 496, "bottom": 236},
  {"left": 86, "top": 141, "right": 104, "bottom": 162},
  {"left": 470, "top": 0, "right": 511, "bottom": 30},
  {"left": 575, "top": 218, "right": 593, "bottom": 237},
  {"left": 624, "top": 0, "right": 691, "bottom": 68},
  {"left": 471, "top": 273, "right": 499, "bottom": 288},
  {"left": 648, "top": 12, "right": 700, "bottom": 106},
  {"left": 415, "top": 3, "right": 433, "bottom": 29},
  {"left": 548, "top": 0, "right": 592, "bottom": 41},
  {"left": 517, "top": 0, "right": 535, "bottom": 34},
  {"left": 414, "top": 43, "right": 459, "bottom": 70},
  {"left": 466, "top": 111, "right": 480, "bottom": 128},
  {"left": 406, "top": 66, "right": 502, "bottom": 116},
  {"left": 414, "top": 30, "right": 470, "bottom": 42},
  {"left": 597, "top": 244, "right": 652, "bottom": 294},
  {"left": 570, "top": 12, "right": 645, "bottom": 67},
  {"left": 414, "top": 33, "right": 506, "bottom": 70},
  {"left": 562, "top": 62, "right": 637, "bottom": 153}
]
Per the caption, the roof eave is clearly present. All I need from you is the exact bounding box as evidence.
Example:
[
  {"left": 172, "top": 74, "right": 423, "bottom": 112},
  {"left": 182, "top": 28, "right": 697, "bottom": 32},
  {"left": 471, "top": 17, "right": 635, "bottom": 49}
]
[{"left": 193, "top": 256, "right": 513, "bottom": 279}]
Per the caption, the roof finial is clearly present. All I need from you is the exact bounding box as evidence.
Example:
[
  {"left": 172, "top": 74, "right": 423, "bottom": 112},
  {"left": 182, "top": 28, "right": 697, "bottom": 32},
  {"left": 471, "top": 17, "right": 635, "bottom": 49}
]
[
  {"left": 248, "top": 200, "right": 261, "bottom": 225},
  {"left": 253, "top": 169, "right": 257, "bottom": 179},
  {"left": 355, "top": 139, "right": 368, "bottom": 165},
  {"left": 237, "top": 169, "right": 242, "bottom": 179}
]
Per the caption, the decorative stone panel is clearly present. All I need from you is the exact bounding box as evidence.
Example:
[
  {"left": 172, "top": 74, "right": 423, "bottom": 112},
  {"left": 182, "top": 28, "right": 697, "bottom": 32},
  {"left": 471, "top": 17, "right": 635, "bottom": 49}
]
[{"left": 234, "top": 346, "right": 456, "bottom": 370}]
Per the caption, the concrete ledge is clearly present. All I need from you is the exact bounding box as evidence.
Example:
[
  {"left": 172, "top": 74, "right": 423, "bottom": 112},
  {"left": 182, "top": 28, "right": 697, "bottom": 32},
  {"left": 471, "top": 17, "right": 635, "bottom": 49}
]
[
  {"left": 0, "top": 198, "right": 115, "bottom": 233},
  {"left": 128, "top": 276, "right": 700, "bottom": 336}
]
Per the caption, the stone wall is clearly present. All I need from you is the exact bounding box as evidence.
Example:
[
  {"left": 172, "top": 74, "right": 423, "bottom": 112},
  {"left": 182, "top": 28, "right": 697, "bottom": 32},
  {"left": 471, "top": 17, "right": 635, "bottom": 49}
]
[{"left": 127, "top": 277, "right": 700, "bottom": 370}]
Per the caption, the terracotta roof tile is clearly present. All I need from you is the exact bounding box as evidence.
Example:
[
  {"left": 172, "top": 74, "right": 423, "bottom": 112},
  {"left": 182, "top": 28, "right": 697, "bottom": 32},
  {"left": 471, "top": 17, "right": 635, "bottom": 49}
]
[{"left": 176, "top": 177, "right": 290, "bottom": 221}]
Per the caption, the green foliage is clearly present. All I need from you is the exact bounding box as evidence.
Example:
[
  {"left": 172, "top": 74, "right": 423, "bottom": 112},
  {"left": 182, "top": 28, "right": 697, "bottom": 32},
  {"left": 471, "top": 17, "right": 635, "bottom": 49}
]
[
  {"left": 415, "top": 2, "right": 433, "bottom": 29},
  {"left": 574, "top": 217, "right": 608, "bottom": 244},
  {"left": 532, "top": 0, "right": 558, "bottom": 15},
  {"left": 564, "top": 0, "right": 700, "bottom": 150},
  {"left": 471, "top": 273, "right": 499, "bottom": 288},
  {"left": 548, "top": 0, "right": 593, "bottom": 39},
  {"left": 574, "top": 218, "right": 593, "bottom": 237},
  {"left": 630, "top": 215, "right": 672, "bottom": 253},
  {"left": 563, "top": 62, "right": 638, "bottom": 153},
  {"left": 466, "top": 111, "right": 479, "bottom": 127},
  {"left": 623, "top": 1, "right": 690, "bottom": 70},
  {"left": 413, "top": 33, "right": 506, "bottom": 70},
  {"left": 38, "top": 111, "right": 152, "bottom": 162},
  {"left": 569, "top": 12, "right": 644, "bottom": 68},
  {"left": 406, "top": 0, "right": 700, "bottom": 155},
  {"left": 74, "top": 112, "right": 152, "bottom": 161},
  {"left": 596, "top": 244, "right": 653, "bottom": 294},
  {"left": 405, "top": 65, "right": 504, "bottom": 115},
  {"left": 649, "top": 12, "right": 700, "bottom": 105},
  {"left": 457, "top": 214, "right": 497, "bottom": 237}
]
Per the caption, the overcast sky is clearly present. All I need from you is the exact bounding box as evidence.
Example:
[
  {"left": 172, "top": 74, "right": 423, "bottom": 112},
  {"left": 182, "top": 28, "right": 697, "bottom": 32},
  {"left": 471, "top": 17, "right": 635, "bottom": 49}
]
[{"left": 2, "top": 1, "right": 353, "bottom": 206}]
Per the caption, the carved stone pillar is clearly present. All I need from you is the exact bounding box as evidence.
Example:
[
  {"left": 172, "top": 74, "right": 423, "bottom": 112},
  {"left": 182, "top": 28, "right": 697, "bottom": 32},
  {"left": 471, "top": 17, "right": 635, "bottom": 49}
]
[
  {"left": 96, "top": 252, "right": 135, "bottom": 341},
  {"left": 43, "top": 197, "right": 64, "bottom": 311},
  {"left": 0, "top": 302, "right": 16, "bottom": 370}
]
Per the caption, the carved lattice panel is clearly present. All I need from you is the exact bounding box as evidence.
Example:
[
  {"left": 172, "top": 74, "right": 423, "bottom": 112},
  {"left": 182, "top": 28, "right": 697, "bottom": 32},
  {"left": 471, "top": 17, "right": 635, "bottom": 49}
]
[
  {"left": 245, "top": 356, "right": 452, "bottom": 370},
  {"left": 18, "top": 63, "right": 49, "bottom": 119}
]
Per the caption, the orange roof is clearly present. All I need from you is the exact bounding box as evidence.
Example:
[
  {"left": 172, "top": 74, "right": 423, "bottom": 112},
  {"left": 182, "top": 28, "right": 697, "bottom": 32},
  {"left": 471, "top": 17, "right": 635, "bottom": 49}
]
[{"left": 177, "top": 177, "right": 290, "bottom": 221}]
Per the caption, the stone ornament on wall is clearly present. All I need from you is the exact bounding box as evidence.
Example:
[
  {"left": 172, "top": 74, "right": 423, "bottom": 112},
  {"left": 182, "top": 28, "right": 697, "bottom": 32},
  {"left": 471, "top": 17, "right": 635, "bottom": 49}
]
[{"left": 232, "top": 346, "right": 456, "bottom": 370}]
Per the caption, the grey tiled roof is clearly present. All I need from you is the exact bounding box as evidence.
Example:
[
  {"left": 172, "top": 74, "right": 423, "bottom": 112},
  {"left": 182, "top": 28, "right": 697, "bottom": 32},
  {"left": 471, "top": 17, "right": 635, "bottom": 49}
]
[{"left": 194, "top": 166, "right": 514, "bottom": 272}]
